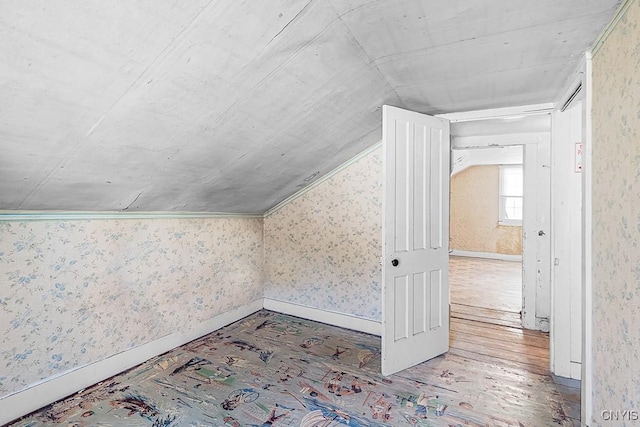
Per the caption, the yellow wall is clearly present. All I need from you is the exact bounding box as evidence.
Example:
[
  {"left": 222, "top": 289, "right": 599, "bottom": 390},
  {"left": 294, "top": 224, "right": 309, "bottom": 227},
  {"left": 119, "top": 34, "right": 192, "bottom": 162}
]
[{"left": 450, "top": 165, "right": 522, "bottom": 255}]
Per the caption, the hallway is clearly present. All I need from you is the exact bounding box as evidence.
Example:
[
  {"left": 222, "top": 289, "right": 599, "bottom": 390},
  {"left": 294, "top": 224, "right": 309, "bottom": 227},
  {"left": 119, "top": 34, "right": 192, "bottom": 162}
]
[
  {"left": 450, "top": 255, "right": 522, "bottom": 314},
  {"left": 449, "top": 255, "right": 581, "bottom": 425}
]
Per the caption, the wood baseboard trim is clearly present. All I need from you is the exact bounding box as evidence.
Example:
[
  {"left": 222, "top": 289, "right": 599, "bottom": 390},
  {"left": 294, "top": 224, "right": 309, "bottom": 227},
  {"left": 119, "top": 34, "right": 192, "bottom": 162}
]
[
  {"left": 263, "top": 298, "right": 381, "bottom": 336},
  {"left": 450, "top": 250, "right": 522, "bottom": 262}
]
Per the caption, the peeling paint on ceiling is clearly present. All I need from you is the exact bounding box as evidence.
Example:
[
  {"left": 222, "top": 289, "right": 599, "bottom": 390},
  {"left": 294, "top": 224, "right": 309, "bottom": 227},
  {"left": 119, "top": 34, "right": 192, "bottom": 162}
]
[{"left": 0, "top": 0, "right": 621, "bottom": 212}]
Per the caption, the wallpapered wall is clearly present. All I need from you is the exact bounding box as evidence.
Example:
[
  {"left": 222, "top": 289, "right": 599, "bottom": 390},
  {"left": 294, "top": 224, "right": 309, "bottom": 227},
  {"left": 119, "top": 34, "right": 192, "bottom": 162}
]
[
  {"left": 264, "top": 147, "right": 383, "bottom": 321},
  {"left": 0, "top": 217, "right": 263, "bottom": 398},
  {"left": 592, "top": 1, "right": 640, "bottom": 424},
  {"left": 450, "top": 165, "right": 522, "bottom": 255}
]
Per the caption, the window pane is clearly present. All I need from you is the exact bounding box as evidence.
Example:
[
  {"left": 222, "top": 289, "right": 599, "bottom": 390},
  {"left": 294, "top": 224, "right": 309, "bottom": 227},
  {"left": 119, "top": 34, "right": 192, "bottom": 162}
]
[
  {"left": 499, "top": 165, "right": 523, "bottom": 224},
  {"left": 502, "top": 166, "right": 523, "bottom": 197},
  {"left": 505, "top": 196, "right": 523, "bottom": 220}
]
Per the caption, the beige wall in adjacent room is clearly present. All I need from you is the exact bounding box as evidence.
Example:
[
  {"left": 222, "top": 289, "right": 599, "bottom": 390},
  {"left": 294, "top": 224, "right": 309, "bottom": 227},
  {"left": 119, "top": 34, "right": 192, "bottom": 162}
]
[{"left": 450, "top": 165, "right": 522, "bottom": 255}]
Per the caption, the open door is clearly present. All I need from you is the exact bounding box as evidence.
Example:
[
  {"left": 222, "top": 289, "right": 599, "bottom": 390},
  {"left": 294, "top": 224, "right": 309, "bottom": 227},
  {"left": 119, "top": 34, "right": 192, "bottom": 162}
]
[{"left": 382, "top": 105, "right": 450, "bottom": 376}]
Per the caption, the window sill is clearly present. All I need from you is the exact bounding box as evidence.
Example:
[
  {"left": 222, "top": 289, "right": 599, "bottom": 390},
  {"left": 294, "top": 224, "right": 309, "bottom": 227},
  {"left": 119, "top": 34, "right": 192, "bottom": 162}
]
[{"left": 498, "top": 220, "right": 522, "bottom": 227}]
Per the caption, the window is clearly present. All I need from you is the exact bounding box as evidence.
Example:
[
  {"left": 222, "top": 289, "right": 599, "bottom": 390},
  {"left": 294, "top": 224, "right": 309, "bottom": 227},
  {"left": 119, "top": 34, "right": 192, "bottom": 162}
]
[{"left": 499, "top": 165, "right": 523, "bottom": 225}]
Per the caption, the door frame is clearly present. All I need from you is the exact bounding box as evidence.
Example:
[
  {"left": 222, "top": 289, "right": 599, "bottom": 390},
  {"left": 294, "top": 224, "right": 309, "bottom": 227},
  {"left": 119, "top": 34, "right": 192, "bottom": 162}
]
[
  {"left": 441, "top": 91, "right": 592, "bottom": 423},
  {"left": 553, "top": 52, "right": 592, "bottom": 425},
  {"left": 439, "top": 104, "right": 553, "bottom": 331}
]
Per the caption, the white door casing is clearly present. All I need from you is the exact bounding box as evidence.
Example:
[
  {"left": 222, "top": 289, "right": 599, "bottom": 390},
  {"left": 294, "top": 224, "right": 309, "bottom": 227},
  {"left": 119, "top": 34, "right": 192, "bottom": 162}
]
[
  {"left": 382, "top": 105, "right": 450, "bottom": 376},
  {"left": 443, "top": 110, "right": 552, "bottom": 332},
  {"left": 551, "top": 100, "right": 583, "bottom": 380}
]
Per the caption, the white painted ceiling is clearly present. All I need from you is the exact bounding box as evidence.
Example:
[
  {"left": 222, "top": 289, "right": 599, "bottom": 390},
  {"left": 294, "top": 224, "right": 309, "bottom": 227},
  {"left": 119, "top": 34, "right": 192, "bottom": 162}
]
[
  {"left": 451, "top": 146, "right": 523, "bottom": 176},
  {"left": 1, "top": 1, "right": 620, "bottom": 213}
]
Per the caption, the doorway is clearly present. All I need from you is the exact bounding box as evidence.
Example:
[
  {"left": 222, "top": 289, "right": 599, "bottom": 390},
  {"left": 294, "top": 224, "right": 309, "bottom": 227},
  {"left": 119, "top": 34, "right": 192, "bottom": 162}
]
[
  {"left": 449, "top": 145, "right": 524, "bottom": 328},
  {"left": 443, "top": 113, "right": 554, "bottom": 380},
  {"left": 380, "top": 104, "right": 581, "bottom": 422},
  {"left": 449, "top": 257, "right": 523, "bottom": 326},
  {"left": 380, "top": 106, "right": 552, "bottom": 374},
  {"left": 440, "top": 111, "right": 552, "bottom": 332}
]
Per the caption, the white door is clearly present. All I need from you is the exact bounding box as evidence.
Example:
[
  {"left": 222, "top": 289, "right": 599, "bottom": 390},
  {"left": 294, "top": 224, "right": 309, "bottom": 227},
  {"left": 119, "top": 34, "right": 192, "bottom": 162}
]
[{"left": 382, "top": 105, "right": 450, "bottom": 376}]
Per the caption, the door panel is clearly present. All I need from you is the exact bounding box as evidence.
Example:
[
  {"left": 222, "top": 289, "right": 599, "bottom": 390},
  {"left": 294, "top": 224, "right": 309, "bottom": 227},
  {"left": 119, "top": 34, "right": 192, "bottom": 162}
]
[
  {"left": 413, "top": 272, "right": 427, "bottom": 334},
  {"left": 382, "top": 105, "right": 450, "bottom": 376}
]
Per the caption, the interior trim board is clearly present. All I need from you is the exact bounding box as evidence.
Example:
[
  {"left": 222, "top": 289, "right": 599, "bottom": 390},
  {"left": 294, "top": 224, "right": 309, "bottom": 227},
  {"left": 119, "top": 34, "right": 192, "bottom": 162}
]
[
  {"left": 0, "top": 211, "right": 263, "bottom": 222},
  {"left": 263, "top": 298, "right": 382, "bottom": 336}
]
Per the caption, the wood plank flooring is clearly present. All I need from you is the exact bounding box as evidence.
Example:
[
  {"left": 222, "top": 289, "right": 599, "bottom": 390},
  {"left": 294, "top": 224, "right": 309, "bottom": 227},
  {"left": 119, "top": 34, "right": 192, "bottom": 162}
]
[
  {"left": 449, "top": 255, "right": 581, "bottom": 426},
  {"left": 451, "top": 303, "right": 523, "bottom": 328},
  {"left": 450, "top": 318, "right": 550, "bottom": 376},
  {"left": 450, "top": 255, "right": 522, "bottom": 313}
]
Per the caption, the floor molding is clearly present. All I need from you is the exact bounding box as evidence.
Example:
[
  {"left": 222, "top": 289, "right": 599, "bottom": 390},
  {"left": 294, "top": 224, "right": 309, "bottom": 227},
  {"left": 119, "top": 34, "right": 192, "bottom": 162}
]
[
  {"left": 552, "top": 374, "right": 581, "bottom": 389},
  {"left": 263, "top": 298, "right": 381, "bottom": 336},
  {"left": 0, "top": 300, "right": 263, "bottom": 426},
  {"left": 450, "top": 249, "right": 522, "bottom": 262}
]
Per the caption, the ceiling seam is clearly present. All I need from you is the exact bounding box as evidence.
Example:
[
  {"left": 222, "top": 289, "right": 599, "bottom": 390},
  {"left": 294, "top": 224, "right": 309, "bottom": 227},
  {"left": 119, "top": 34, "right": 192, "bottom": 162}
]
[
  {"left": 329, "top": 6, "right": 405, "bottom": 110},
  {"left": 266, "top": 0, "right": 314, "bottom": 46},
  {"left": 391, "top": 59, "right": 581, "bottom": 90},
  {"left": 370, "top": 10, "right": 619, "bottom": 65}
]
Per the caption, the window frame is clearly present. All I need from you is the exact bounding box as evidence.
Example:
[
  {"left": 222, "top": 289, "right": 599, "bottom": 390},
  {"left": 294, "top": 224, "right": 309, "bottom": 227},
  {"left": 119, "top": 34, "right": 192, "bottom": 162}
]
[{"left": 498, "top": 164, "right": 523, "bottom": 226}]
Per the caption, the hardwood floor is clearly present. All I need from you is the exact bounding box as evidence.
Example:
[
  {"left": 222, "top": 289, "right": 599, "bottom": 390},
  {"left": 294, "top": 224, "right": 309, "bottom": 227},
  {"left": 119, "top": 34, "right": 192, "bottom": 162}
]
[
  {"left": 450, "top": 317, "right": 550, "bottom": 376},
  {"left": 451, "top": 303, "right": 522, "bottom": 329},
  {"left": 450, "top": 255, "right": 522, "bottom": 313},
  {"left": 449, "top": 255, "right": 581, "bottom": 426}
]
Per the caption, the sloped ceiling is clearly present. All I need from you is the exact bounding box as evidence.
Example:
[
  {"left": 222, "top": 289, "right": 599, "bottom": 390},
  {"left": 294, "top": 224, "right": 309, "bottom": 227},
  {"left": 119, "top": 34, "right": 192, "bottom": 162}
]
[{"left": 0, "top": 0, "right": 620, "bottom": 213}]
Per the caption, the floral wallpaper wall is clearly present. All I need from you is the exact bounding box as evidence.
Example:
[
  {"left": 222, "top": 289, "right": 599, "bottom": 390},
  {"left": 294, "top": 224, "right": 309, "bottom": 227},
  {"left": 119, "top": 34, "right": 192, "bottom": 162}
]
[
  {"left": 592, "top": 1, "right": 640, "bottom": 424},
  {"left": 264, "top": 147, "right": 383, "bottom": 321},
  {"left": 0, "top": 217, "right": 263, "bottom": 398}
]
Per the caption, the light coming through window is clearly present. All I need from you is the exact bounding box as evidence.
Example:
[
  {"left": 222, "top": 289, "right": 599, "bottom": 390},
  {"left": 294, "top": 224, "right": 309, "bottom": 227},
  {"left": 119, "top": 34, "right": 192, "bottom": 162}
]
[{"left": 499, "top": 165, "right": 523, "bottom": 225}]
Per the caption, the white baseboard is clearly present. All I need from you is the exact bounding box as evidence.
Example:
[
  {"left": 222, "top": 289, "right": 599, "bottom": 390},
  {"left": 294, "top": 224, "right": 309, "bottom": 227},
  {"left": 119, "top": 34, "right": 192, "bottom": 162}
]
[
  {"left": 263, "top": 298, "right": 382, "bottom": 336},
  {"left": 449, "top": 249, "right": 522, "bottom": 262},
  {"left": 0, "top": 299, "right": 263, "bottom": 426},
  {"left": 2, "top": 298, "right": 382, "bottom": 424}
]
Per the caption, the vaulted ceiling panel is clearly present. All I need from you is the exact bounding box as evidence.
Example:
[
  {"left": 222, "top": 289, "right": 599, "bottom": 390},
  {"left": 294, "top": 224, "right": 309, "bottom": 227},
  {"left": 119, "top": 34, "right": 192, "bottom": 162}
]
[
  {"left": 395, "top": 65, "right": 570, "bottom": 114},
  {"left": 337, "top": 0, "right": 619, "bottom": 113},
  {"left": 0, "top": 0, "right": 621, "bottom": 212},
  {"left": 333, "top": 0, "right": 617, "bottom": 59}
]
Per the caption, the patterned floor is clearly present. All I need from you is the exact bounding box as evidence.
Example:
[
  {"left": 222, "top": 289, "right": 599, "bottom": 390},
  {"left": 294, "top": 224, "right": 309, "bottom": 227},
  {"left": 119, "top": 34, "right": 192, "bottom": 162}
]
[{"left": 11, "top": 310, "right": 570, "bottom": 426}]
